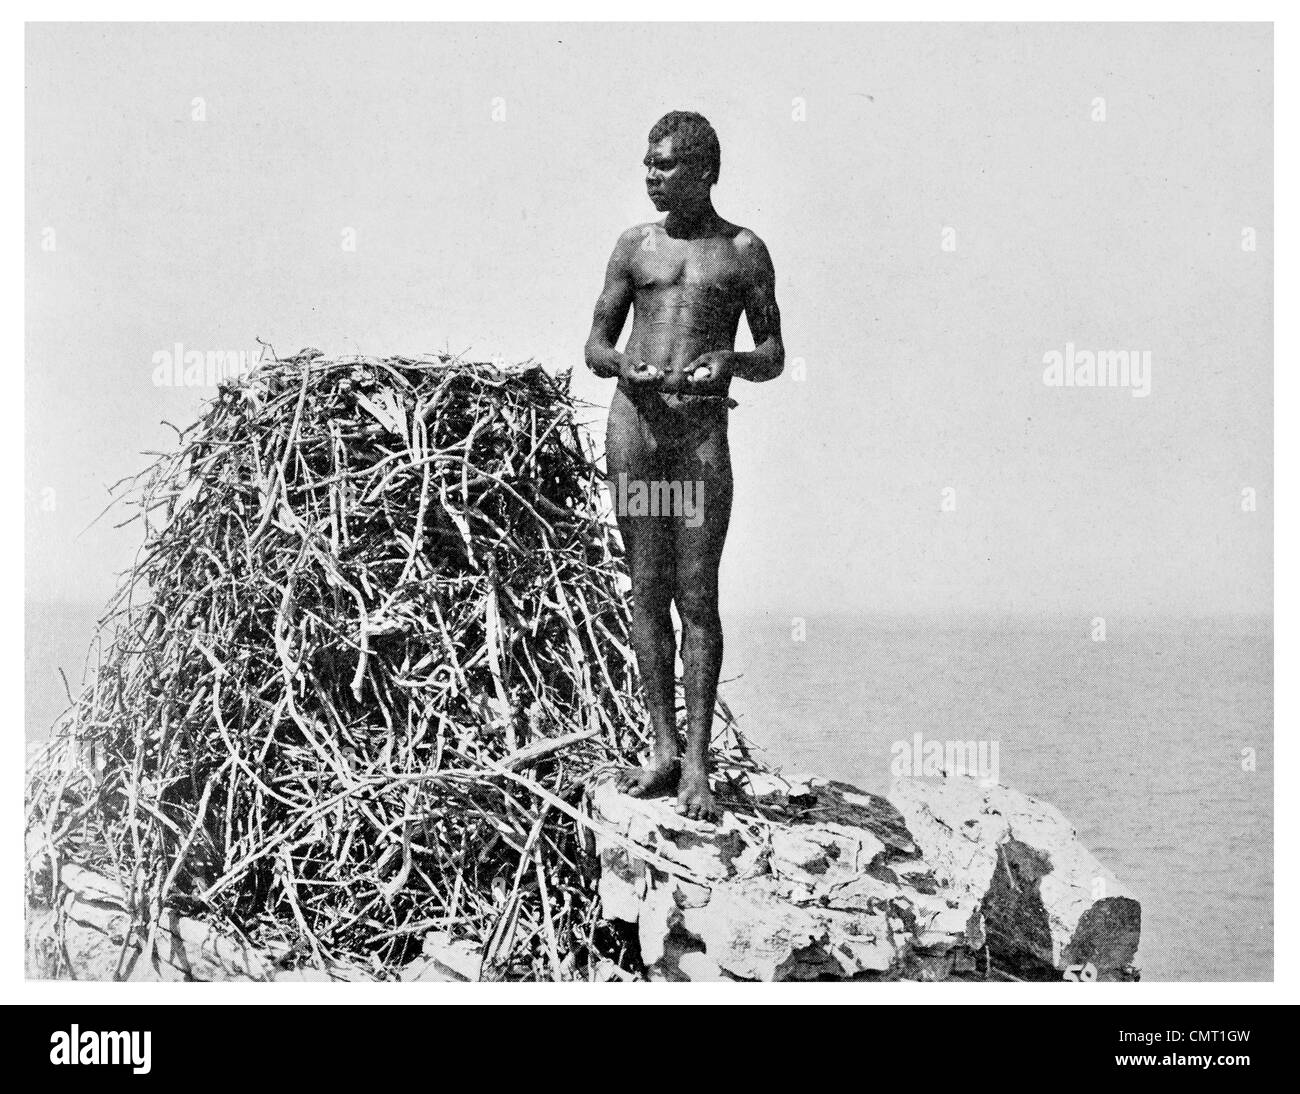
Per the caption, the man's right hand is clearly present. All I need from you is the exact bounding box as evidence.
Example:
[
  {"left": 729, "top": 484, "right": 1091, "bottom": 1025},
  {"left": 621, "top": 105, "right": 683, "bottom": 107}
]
[{"left": 619, "top": 358, "right": 664, "bottom": 388}]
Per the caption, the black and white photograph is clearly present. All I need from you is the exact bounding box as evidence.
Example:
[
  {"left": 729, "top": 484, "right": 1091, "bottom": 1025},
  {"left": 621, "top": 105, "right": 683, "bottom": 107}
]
[{"left": 11, "top": 8, "right": 1293, "bottom": 1047}]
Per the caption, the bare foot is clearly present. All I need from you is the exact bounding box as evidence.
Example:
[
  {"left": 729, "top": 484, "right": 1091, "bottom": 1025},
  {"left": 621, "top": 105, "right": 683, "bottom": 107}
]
[
  {"left": 616, "top": 758, "right": 679, "bottom": 798},
  {"left": 677, "top": 766, "right": 718, "bottom": 822}
]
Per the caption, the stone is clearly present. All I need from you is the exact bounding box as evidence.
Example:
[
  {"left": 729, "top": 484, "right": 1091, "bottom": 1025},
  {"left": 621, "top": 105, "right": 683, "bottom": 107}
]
[
  {"left": 402, "top": 931, "right": 484, "bottom": 982},
  {"left": 586, "top": 768, "right": 1141, "bottom": 982},
  {"left": 889, "top": 777, "right": 1141, "bottom": 980}
]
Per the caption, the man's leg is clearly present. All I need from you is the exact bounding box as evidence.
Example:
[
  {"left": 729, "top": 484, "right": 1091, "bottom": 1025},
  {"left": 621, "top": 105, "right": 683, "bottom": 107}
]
[
  {"left": 608, "top": 395, "right": 680, "bottom": 797},
  {"left": 671, "top": 417, "right": 733, "bottom": 820}
]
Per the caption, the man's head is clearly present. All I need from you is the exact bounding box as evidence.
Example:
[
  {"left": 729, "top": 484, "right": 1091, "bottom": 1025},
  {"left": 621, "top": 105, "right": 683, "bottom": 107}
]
[{"left": 644, "top": 111, "right": 720, "bottom": 212}]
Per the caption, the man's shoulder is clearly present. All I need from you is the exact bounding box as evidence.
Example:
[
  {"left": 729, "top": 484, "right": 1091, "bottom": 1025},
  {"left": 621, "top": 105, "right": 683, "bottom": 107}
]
[
  {"left": 730, "top": 225, "right": 769, "bottom": 254},
  {"left": 606, "top": 222, "right": 663, "bottom": 267},
  {"left": 615, "top": 221, "right": 664, "bottom": 246},
  {"left": 729, "top": 226, "right": 774, "bottom": 275}
]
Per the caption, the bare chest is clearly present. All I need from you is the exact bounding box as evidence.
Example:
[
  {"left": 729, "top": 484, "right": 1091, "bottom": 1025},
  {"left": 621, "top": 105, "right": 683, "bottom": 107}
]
[{"left": 630, "top": 235, "right": 746, "bottom": 302}]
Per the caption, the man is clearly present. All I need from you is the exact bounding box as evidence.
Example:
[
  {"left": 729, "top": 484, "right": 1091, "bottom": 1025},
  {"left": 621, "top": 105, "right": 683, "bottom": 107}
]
[{"left": 584, "top": 111, "right": 784, "bottom": 820}]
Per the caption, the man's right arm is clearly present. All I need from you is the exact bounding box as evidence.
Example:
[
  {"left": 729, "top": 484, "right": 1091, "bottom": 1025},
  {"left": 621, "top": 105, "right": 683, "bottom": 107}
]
[{"left": 584, "top": 232, "right": 636, "bottom": 379}]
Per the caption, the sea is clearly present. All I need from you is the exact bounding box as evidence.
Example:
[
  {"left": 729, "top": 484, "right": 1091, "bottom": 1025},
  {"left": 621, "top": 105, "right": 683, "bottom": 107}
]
[{"left": 25, "top": 601, "right": 1273, "bottom": 982}]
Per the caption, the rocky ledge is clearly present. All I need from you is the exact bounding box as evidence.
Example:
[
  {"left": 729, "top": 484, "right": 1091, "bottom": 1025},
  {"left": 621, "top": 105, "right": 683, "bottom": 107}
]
[
  {"left": 587, "top": 769, "right": 1141, "bottom": 982},
  {"left": 27, "top": 766, "right": 1141, "bottom": 983}
]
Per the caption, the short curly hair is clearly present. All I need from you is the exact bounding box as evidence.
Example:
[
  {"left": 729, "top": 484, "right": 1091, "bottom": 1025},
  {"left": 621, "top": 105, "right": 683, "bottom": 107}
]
[{"left": 648, "top": 110, "right": 721, "bottom": 185}]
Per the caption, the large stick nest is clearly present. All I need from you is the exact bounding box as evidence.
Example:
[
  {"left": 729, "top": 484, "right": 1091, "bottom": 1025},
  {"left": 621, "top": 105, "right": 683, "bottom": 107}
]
[{"left": 26, "top": 350, "right": 743, "bottom": 980}]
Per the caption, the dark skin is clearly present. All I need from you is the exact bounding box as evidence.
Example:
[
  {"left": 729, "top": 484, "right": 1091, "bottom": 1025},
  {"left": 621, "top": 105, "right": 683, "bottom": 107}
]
[{"left": 584, "top": 133, "right": 784, "bottom": 820}]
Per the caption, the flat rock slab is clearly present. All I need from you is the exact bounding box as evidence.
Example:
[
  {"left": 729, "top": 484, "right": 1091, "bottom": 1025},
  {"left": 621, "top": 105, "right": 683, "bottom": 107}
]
[{"left": 587, "top": 769, "right": 1141, "bottom": 982}]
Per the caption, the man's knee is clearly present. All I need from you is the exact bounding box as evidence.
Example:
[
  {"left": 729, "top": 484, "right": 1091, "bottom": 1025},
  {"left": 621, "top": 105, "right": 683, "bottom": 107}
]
[
  {"left": 631, "top": 576, "right": 674, "bottom": 623},
  {"left": 675, "top": 580, "right": 721, "bottom": 631}
]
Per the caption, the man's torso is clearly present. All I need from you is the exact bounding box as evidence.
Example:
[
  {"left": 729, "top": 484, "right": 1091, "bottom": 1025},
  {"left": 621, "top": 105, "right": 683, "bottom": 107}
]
[{"left": 620, "top": 219, "right": 751, "bottom": 401}]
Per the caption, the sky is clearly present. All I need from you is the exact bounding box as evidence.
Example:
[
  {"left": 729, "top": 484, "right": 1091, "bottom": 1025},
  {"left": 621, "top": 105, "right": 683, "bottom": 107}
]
[{"left": 26, "top": 22, "right": 1272, "bottom": 619}]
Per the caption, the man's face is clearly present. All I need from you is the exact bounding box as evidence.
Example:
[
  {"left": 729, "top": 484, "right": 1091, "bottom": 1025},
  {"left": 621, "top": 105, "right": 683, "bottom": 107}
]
[{"left": 644, "top": 136, "right": 708, "bottom": 212}]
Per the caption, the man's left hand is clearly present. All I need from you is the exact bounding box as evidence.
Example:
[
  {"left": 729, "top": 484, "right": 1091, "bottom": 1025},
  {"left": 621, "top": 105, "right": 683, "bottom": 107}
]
[{"left": 685, "top": 351, "right": 733, "bottom": 387}]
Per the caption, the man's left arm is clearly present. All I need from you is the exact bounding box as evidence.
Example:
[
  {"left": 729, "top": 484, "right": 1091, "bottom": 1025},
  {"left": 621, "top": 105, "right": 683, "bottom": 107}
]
[{"left": 728, "top": 233, "right": 785, "bottom": 382}]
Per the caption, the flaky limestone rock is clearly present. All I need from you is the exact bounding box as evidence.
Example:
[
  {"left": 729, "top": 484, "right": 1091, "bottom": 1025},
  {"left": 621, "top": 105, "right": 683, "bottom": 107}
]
[
  {"left": 889, "top": 777, "right": 1141, "bottom": 981},
  {"left": 588, "top": 769, "right": 1140, "bottom": 982}
]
